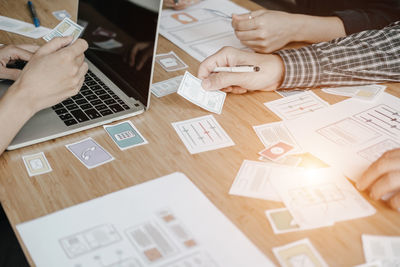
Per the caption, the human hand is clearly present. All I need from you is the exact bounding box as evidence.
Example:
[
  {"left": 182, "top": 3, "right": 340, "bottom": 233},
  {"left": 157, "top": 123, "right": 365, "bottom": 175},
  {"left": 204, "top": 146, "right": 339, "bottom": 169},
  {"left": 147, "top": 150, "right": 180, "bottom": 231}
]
[
  {"left": 232, "top": 10, "right": 300, "bottom": 53},
  {"left": 13, "top": 36, "right": 88, "bottom": 113},
  {"left": 198, "top": 46, "right": 284, "bottom": 93},
  {"left": 163, "top": 0, "right": 200, "bottom": 10},
  {"left": 0, "top": 44, "right": 39, "bottom": 80},
  {"left": 356, "top": 148, "right": 400, "bottom": 212}
]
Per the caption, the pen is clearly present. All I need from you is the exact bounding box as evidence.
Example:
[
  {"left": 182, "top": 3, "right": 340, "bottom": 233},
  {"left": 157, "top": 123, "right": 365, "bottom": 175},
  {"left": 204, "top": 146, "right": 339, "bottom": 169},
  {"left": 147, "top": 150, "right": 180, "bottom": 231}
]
[
  {"left": 213, "top": 65, "right": 260, "bottom": 73},
  {"left": 27, "top": 1, "right": 40, "bottom": 27}
]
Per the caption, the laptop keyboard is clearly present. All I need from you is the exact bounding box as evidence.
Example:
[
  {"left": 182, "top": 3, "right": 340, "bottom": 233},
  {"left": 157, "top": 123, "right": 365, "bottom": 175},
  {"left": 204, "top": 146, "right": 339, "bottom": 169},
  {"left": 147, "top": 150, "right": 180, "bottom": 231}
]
[{"left": 52, "top": 70, "right": 134, "bottom": 126}]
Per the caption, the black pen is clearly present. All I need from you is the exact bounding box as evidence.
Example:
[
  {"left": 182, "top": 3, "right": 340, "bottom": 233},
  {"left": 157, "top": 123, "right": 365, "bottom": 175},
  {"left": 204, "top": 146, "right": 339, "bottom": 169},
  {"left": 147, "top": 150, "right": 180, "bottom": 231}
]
[{"left": 27, "top": 1, "right": 40, "bottom": 27}]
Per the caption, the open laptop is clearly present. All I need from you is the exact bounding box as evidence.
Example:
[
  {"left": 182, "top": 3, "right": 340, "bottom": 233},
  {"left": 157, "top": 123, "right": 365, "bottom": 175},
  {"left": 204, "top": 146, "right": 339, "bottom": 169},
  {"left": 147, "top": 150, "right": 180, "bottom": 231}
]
[{"left": 2, "top": 0, "right": 162, "bottom": 150}]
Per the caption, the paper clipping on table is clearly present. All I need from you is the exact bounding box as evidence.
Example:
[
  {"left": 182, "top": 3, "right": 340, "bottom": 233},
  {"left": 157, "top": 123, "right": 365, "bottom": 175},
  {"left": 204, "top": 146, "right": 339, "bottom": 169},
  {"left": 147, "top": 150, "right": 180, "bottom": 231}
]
[
  {"left": 0, "top": 15, "right": 50, "bottom": 39},
  {"left": 43, "top": 17, "right": 83, "bottom": 43},
  {"left": 362, "top": 234, "right": 400, "bottom": 267},
  {"left": 322, "top": 84, "right": 386, "bottom": 101},
  {"left": 151, "top": 75, "right": 183, "bottom": 97},
  {"left": 159, "top": 0, "right": 249, "bottom": 62},
  {"left": 284, "top": 92, "right": 400, "bottom": 181},
  {"left": 264, "top": 91, "right": 329, "bottom": 120},
  {"left": 178, "top": 71, "right": 226, "bottom": 114},
  {"left": 172, "top": 115, "right": 234, "bottom": 154},
  {"left": 17, "top": 172, "right": 275, "bottom": 267}
]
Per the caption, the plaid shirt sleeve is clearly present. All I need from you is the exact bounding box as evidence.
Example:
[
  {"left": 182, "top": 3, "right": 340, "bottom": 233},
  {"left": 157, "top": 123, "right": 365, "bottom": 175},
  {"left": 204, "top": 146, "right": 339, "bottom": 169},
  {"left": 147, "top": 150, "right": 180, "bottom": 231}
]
[{"left": 275, "top": 21, "right": 400, "bottom": 89}]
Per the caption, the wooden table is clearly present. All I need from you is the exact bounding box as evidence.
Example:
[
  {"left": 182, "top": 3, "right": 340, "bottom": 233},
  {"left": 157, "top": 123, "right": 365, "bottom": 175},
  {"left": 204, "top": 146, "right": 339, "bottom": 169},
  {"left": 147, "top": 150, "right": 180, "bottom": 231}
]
[{"left": 1, "top": 0, "right": 399, "bottom": 266}]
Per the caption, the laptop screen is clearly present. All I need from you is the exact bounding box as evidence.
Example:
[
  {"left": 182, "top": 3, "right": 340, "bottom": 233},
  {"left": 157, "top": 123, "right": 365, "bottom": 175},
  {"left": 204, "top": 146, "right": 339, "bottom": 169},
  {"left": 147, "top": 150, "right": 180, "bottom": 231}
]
[{"left": 78, "top": 0, "right": 161, "bottom": 108}]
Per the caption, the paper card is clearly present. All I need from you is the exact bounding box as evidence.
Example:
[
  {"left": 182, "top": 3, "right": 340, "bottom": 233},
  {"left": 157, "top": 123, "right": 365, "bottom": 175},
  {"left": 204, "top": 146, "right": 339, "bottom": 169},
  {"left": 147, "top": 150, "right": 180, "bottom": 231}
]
[
  {"left": 322, "top": 84, "right": 386, "bottom": 101},
  {"left": 52, "top": 10, "right": 71, "bottom": 21},
  {"left": 273, "top": 238, "right": 329, "bottom": 267},
  {"left": 353, "top": 261, "right": 383, "bottom": 267},
  {"left": 94, "top": 39, "right": 123, "bottom": 50},
  {"left": 264, "top": 91, "right": 329, "bottom": 120},
  {"left": 172, "top": 115, "right": 234, "bottom": 154},
  {"left": 259, "top": 155, "right": 302, "bottom": 167},
  {"left": 155, "top": 51, "right": 188, "bottom": 72},
  {"left": 177, "top": 71, "right": 226, "bottom": 114},
  {"left": 92, "top": 26, "right": 116, "bottom": 38},
  {"left": 0, "top": 15, "right": 50, "bottom": 39},
  {"left": 22, "top": 152, "right": 52, "bottom": 177},
  {"left": 43, "top": 17, "right": 83, "bottom": 43},
  {"left": 270, "top": 168, "right": 375, "bottom": 229},
  {"left": 104, "top": 120, "right": 148, "bottom": 150},
  {"left": 151, "top": 75, "right": 183, "bottom": 97},
  {"left": 259, "top": 141, "right": 294, "bottom": 161},
  {"left": 229, "top": 160, "right": 281, "bottom": 202},
  {"left": 66, "top": 137, "right": 114, "bottom": 169},
  {"left": 362, "top": 235, "right": 400, "bottom": 264},
  {"left": 265, "top": 208, "right": 303, "bottom": 234},
  {"left": 253, "top": 122, "right": 303, "bottom": 154}
]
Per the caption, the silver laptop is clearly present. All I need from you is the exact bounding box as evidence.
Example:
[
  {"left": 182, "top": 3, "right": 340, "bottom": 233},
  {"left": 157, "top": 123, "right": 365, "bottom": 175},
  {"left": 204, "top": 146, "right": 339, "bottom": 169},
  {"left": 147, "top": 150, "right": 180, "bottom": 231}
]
[{"left": 3, "top": 0, "right": 162, "bottom": 150}]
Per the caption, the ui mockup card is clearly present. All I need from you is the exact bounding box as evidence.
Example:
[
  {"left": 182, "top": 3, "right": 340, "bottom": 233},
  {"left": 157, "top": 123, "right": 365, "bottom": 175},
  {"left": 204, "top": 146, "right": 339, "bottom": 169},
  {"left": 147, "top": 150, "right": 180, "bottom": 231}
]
[
  {"left": 104, "top": 120, "right": 148, "bottom": 150},
  {"left": 43, "top": 17, "right": 83, "bottom": 43},
  {"left": 259, "top": 141, "right": 294, "bottom": 161},
  {"left": 66, "top": 137, "right": 114, "bottom": 169},
  {"left": 155, "top": 51, "right": 188, "bottom": 72},
  {"left": 151, "top": 75, "right": 183, "bottom": 97},
  {"left": 178, "top": 71, "right": 226, "bottom": 114},
  {"left": 22, "top": 152, "right": 52, "bottom": 177},
  {"left": 52, "top": 10, "right": 71, "bottom": 21}
]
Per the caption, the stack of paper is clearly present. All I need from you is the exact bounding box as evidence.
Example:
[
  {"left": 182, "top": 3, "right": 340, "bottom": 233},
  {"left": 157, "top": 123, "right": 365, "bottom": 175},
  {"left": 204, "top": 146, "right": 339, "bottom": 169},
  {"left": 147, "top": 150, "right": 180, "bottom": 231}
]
[{"left": 322, "top": 84, "right": 386, "bottom": 101}]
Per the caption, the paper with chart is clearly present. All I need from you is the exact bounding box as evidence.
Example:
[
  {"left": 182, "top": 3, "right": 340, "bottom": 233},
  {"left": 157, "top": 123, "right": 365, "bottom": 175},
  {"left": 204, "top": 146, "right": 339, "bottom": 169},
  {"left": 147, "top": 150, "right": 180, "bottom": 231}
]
[
  {"left": 172, "top": 115, "right": 234, "bottom": 154},
  {"left": 362, "top": 235, "right": 400, "bottom": 267},
  {"left": 159, "top": 0, "right": 249, "bottom": 62},
  {"left": 272, "top": 238, "right": 328, "bottom": 267},
  {"left": 253, "top": 122, "right": 303, "bottom": 154},
  {"left": 265, "top": 91, "right": 329, "bottom": 120},
  {"left": 17, "top": 172, "right": 275, "bottom": 267},
  {"left": 229, "top": 160, "right": 282, "bottom": 202},
  {"left": 270, "top": 168, "right": 376, "bottom": 229},
  {"left": 43, "top": 17, "right": 83, "bottom": 43},
  {"left": 0, "top": 15, "right": 50, "bottom": 39},
  {"left": 284, "top": 92, "right": 400, "bottom": 181},
  {"left": 178, "top": 71, "right": 226, "bottom": 114}
]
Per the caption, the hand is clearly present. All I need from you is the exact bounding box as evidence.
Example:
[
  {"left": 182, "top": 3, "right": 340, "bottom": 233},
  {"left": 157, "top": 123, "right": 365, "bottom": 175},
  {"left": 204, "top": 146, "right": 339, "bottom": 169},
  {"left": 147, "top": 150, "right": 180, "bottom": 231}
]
[
  {"left": 13, "top": 36, "right": 88, "bottom": 113},
  {"left": 356, "top": 148, "right": 400, "bottom": 212},
  {"left": 232, "top": 10, "right": 299, "bottom": 53},
  {"left": 0, "top": 44, "right": 39, "bottom": 80},
  {"left": 163, "top": 0, "right": 200, "bottom": 10},
  {"left": 198, "top": 46, "right": 284, "bottom": 93}
]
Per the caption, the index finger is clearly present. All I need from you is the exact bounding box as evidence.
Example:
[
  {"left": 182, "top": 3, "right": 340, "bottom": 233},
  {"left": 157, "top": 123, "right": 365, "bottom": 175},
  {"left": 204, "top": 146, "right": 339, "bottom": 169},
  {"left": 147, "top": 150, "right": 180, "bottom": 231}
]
[
  {"left": 357, "top": 149, "right": 400, "bottom": 191},
  {"left": 198, "top": 46, "right": 241, "bottom": 79},
  {"left": 63, "top": 39, "right": 89, "bottom": 57}
]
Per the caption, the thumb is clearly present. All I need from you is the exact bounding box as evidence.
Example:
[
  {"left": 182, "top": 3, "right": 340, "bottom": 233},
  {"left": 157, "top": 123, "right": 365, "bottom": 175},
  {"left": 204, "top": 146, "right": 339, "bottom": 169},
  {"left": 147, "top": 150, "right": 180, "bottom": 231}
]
[
  {"left": 36, "top": 36, "right": 74, "bottom": 56},
  {"left": 0, "top": 66, "right": 20, "bottom": 81},
  {"left": 201, "top": 72, "right": 248, "bottom": 91}
]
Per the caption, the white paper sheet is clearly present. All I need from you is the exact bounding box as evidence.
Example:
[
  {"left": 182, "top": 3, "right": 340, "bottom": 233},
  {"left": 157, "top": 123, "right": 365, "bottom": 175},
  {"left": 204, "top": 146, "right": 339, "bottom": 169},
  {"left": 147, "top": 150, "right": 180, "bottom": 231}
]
[
  {"left": 362, "top": 235, "right": 400, "bottom": 267},
  {"left": 229, "top": 160, "right": 282, "bottom": 201},
  {"left": 322, "top": 84, "right": 386, "bottom": 101},
  {"left": 159, "top": 0, "right": 249, "bottom": 62},
  {"left": 177, "top": 71, "right": 226, "bottom": 114},
  {"left": 17, "top": 172, "right": 275, "bottom": 267},
  {"left": 284, "top": 92, "right": 400, "bottom": 181},
  {"left": 172, "top": 115, "right": 234, "bottom": 154},
  {"left": 270, "top": 168, "right": 376, "bottom": 229},
  {"left": 253, "top": 121, "right": 303, "bottom": 154},
  {"left": 264, "top": 91, "right": 329, "bottom": 120},
  {"left": 0, "top": 15, "right": 50, "bottom": 39},
  {"left": 151, "top": 75, "right": 183, "bottom": 97}
]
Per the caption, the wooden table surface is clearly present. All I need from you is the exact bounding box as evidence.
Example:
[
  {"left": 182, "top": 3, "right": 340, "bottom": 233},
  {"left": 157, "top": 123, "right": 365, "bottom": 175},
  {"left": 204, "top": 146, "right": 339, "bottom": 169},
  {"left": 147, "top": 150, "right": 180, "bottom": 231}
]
[{"left": 1, "top": 0, "right": 399, "bottom": 266}]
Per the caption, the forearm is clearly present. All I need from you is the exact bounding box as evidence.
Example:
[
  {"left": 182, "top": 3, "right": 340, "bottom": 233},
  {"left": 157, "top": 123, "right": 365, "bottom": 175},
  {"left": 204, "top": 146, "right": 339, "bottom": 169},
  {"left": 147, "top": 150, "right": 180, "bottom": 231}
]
[
  {"left": 0, "top": 83, "right": 34, "bottom": 155},
  {"left": 293, "top": 14, "right": 346, "bottom": 43},
  {"left": 275, "top": 21, "right": 400, "bottom": 89}
]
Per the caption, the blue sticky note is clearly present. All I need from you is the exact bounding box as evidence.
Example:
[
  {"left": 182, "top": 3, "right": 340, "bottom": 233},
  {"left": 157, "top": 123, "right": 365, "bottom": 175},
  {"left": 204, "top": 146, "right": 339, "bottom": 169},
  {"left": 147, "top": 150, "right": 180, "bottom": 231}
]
[{"left": 104, "top": 121, "right": 148, "bottom": 150}]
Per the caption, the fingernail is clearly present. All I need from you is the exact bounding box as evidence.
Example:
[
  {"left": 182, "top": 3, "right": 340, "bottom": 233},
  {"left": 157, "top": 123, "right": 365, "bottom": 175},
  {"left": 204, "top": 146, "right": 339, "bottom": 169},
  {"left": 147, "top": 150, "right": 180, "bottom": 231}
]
[{"left": 202, "top": 79, "right": 211, "bottom": 90}]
